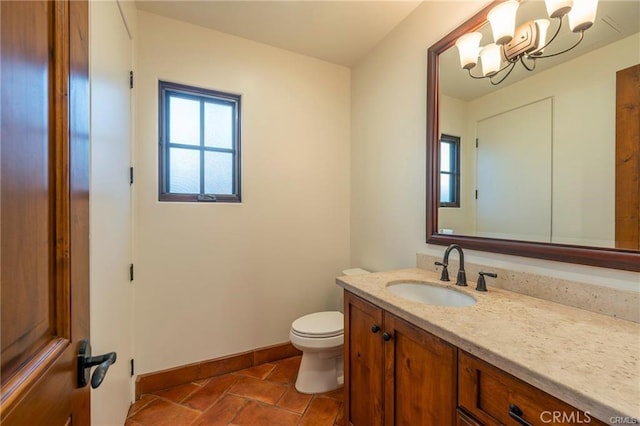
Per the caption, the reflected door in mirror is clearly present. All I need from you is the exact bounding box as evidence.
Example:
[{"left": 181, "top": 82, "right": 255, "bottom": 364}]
[
  {"left": 616, "top": 64, "right": 640, "bottom": 249},
  {"left": 476, "top": 99, "right": 552, "bottom": 242}
]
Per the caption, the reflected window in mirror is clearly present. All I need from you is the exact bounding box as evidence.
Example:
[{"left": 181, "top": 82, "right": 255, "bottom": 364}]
[{"left": 439, "top": 134, "right": 460, "bottom": 208}]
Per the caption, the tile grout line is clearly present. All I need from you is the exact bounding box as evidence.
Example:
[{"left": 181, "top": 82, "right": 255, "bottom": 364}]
[
  {"left": 126, "top": 395, "right": 158, "bottom": 419},
  {"left": 202, "top": 375, "right": 241, "bottom": 414},
  {"left": 177, "top": 382, "right": 208, "bottom": 405},
  {"left": 299, "top": 394, "right": 316, "bottom": 424},
  {"left": 225, "top": 396, "right": 250, "bottom": 426},
  {"left": 187, "top": 378, "right": 249, "bottom": 426}
]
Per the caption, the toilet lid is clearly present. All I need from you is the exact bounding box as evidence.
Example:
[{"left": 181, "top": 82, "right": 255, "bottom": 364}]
[{"left": 291, "top": 311, "right": 343, "bottom": 338}]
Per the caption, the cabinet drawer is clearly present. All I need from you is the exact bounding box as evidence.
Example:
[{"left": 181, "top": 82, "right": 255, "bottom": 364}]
[
  {"left": 457, "top": 409, "right": 482, "bottom": 426},
  {"left": 458, "top": 351, "right": 606, "bottom": 426}
]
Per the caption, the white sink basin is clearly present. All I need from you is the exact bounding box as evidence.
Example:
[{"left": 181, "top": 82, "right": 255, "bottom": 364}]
[{"left": 386, "top": 282, "right": 476, "bottom": 307}]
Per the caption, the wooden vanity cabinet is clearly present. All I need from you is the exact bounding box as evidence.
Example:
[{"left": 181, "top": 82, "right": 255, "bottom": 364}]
[
  {"left": 344, "top": 291, "right": 456, "bottom": 426},
  {"left": 457, "top": 351, "right": 607, "bottom": 426},
  {"left": 343, "top": 291, "right": 608, "bottom": 426},
  {"left": 344, "top": 291, "right": 384, "bottom": 426}
]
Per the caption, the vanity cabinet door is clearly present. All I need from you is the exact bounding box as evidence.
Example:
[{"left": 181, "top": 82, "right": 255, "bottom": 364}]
[
  {"left": 344, "top": 292, "right": 384, "bottom": 426},
  {"left": 384, "top": 313, "right": 456, "bottom": 426},
  {"left": 458, "top": 351, "right": 607, "bottom": 426},
  {"left": 344, "top": 291, "right": 457, "bottom": 426}
]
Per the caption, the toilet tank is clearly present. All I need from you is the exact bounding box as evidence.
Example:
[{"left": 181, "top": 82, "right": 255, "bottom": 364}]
[{"left": 341, "top": 268, "right": 370, "bottom": 276}]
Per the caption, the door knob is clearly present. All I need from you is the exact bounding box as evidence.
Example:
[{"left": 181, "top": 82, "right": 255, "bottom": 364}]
[
  {"left": 371, "top": 324, "right": 381, "bottom": 333},
  {"left": 77, "top": 339, "right": 117, "bottom": 388},
  {"left": 382, "top": 332, "right": 392, "bottom": 341}
]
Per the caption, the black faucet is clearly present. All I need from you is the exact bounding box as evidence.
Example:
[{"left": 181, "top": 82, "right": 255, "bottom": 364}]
[{"left": 435, "top": 244, "right": 467, "bottom": 286}]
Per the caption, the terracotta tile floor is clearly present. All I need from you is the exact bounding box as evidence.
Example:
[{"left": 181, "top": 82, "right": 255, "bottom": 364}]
[{"left": 126, "top": 356, "right": 344, "bottom": 426}]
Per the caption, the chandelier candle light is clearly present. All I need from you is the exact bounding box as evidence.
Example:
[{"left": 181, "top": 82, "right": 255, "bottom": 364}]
[{"left": 455, "top": 0, "right": 599, "bottom": 85}]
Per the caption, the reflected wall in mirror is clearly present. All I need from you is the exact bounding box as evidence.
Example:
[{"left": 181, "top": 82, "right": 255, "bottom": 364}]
[{"left": 426, "top": 0, "right": 640, "bottom": 271}]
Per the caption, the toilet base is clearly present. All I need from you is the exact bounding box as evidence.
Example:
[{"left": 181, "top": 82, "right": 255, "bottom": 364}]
[{"left": 294, "top": 350, "right": 344, "bottom": 394}]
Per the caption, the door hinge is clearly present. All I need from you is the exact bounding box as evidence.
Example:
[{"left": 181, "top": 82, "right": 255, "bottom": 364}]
[
  {"left": 476, "top": 138, "right": 479, "bottom": 148},
  {"left": 129, "top": 264, "right": 134, "bottom": 282},
  {"left": 129, "top": 167, "right": 134, "bottom": 185},
  {"left": 475, "top": 190, "right": 478, "bottom": 199},
  {"left": 129, "top": 70, "right": 133, "bottom": 89},
  {"left": 130, "top": 359, "right": 135, "bottom": 376}
]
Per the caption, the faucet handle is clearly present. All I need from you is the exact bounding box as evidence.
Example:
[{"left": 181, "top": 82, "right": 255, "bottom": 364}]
[
  {"left": 476, "top": 271, "right": 497, "bottom": 292},
  {"left": 434, "top": 261, "right": 450, "bottom": 281}
]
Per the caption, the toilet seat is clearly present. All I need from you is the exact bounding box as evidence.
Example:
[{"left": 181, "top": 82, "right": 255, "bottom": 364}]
[{"left": 291, "top": 311, "right": 343, "bottom": 339}]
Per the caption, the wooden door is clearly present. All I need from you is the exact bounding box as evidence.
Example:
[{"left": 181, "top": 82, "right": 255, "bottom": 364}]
[
  {"left": 383, "top": 314, "right": 456, "bottom": 426},
  {"left": 615, "top": 64, "right": 640, "bottom": 249},
  {"left": 344, "top": 292, "right": 384, "bottom": 426},
  {"left": 0, "top": 0, "right": 90, "bottom": 424}
]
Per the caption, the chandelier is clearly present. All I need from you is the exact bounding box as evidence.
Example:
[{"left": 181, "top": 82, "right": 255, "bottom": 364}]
[{"left": 455, "top": 0, "right": 599, "bottom": 85}]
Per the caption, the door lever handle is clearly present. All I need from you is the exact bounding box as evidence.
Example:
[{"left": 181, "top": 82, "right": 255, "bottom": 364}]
[{"left": 77, "top": 339, "right": 117, "bottom": 388}]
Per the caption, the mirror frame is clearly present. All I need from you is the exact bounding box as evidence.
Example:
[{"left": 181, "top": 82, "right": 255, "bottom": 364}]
[{"left": 426, "top": 1, "right": 640, "bottom": 272}]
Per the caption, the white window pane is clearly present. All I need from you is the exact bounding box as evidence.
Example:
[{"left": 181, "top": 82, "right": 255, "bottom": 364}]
[
  {"left": 205, "top": 152, "right": 233, "bottom": 194},
  {"left": 440, "top": 174, "right": 452, "bottom": 203},
  {"left": 204, "top": 102, "right": 233, "bottom": 149},
  {"left": 170, "top": 97, "right": 200, "bottom": 146},
  {"left": 440, "top": 142, "right": 451, "bottom": 172},
  {"left": 169, "top": 148, "right": 200, "bottom": 193}
]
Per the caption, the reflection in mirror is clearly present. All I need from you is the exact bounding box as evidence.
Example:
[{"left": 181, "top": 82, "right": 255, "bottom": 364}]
[
  {"left": 439, "top": 134, "right": 460, "bottom": 209},
  {"left": 427, "top": 0, "right": 640, "bottom": 271}
]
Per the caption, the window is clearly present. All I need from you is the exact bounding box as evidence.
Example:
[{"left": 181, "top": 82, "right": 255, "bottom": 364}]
[
  {"left": 439, "top": 134, "right": 460, "bottom": 208},
  {"left": 159, "top": 81, "right": 241, "bottom": 202}
]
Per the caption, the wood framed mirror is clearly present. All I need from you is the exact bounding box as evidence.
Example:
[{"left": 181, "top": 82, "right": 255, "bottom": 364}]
[{"left": 426, "top": 1, "right": 640, "bottom": 272}]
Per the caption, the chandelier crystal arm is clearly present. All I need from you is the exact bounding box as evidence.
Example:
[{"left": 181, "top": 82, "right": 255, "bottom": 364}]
[{"left": 533, "top": 30, "right": 585, "bottom": 59}]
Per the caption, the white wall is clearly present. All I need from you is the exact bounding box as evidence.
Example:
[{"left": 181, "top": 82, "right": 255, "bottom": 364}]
[
  {"left": 351, "top": 1, "right": 482, "bottom": 272},
  {"left": 134, "top": 11, "right": 351, "bottom": 374},
  {"left": 351, "top": 2, "right": 640, "bottom": 291}
]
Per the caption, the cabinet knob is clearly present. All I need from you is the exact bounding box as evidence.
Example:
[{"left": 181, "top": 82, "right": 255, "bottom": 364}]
[
  {"left": 382, "top": 332, "right": 392, "bottom": 341},
  {"left": 371, "top": 324, "right": 381, "bottom": 333}
]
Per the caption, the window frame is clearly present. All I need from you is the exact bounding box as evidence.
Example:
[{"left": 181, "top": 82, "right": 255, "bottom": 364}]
[
  {"left": 439, "top": 134, "right": 460, "bottom": 208},
  {"left": 158, "top": 81, "right": 242, "bottom": 203}
]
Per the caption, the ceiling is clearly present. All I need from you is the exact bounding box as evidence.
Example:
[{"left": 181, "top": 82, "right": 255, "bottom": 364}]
[{"left": 135, "top": 0, "right": 423, "bottom": 67}]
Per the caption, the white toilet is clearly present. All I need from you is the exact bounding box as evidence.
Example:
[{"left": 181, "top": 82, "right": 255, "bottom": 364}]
[{"left": 289, "top": 268, "right": 369, "bottom": 394}]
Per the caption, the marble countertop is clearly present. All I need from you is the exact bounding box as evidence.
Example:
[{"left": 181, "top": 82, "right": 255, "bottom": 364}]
[{"left": 336, "top": 268, "right": 640, "bottom": 423}]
